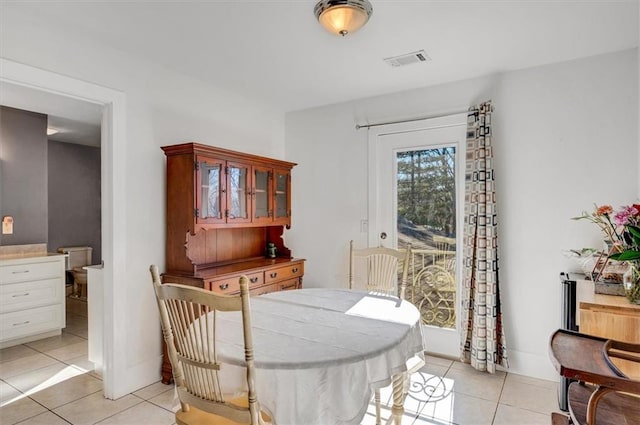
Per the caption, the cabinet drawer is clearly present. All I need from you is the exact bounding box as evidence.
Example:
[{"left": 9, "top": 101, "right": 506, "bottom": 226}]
[
  {"left": 208, "top": 272, "right": 263, "bottom": 294},
  {"left": 245, "top": 272, "right": 264, "bottom": 288},
  {"left": 277, "top": 278, "right": 300, "bottom": 291},
  {"left": 208, "top": 277, "right": 239, "bottom": 294},
  {"left": 250, "top": 283, "right": 278, "bottom": 296},
  {"left": 0, "top": 304, "right": 63, "bottom": 343},
  {"left": 0, "top": 278, "right": 62, "bottom": 314},
  {"left": 0, "top": 260, "right": 62, "bottom": 284},
  {"left": 264, "top": 263, "right": 304, "bottom": 284}
]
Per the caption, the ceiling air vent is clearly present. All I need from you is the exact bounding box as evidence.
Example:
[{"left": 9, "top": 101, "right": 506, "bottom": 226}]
[{"left": 383, "top": 50, "right": 431, "bottom": 67}]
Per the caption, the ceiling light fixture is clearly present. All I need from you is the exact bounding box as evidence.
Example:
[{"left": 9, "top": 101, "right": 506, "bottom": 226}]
[
  {"left": 47, "top": 128, "right": 59, "bottom": 136},
  {"left": 314, "top": 0, "right": 373, "bottom": 36}
]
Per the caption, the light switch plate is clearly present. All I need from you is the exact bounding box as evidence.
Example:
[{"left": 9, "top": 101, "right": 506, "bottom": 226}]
[{"left": 2, "top": 216, "right": 13, "bottom": 234}]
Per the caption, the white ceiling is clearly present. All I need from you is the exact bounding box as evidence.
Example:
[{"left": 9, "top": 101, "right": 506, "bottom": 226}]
[
  {"left": 0, "top": 82, "right": 103, "bottom": 146},
  {"left": 1, "top": 1, "right": 638, "bottom": 130}
]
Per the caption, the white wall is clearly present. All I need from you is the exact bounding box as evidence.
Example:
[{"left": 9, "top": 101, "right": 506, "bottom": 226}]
[
  {"left": 1, "top": 9, "right": 285, "bottom": 395},
  {"left": 286, "top": 49, "right": 639, "bottom": 380}
]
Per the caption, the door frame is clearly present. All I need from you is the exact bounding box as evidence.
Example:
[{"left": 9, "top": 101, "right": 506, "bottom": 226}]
[
  {"left": 367, "top": 113, "right": 467, "bottom": 357},
  {"left": 367, "top": 113, "right": 467, "bottom": 247},
  {"left": 1, "top": 58, "right": 127, "bottom": 399}
]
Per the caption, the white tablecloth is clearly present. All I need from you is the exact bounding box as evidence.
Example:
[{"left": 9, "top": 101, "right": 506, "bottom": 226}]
[{"left": 202, "top": 288, "right": 424, "bottom": 425}]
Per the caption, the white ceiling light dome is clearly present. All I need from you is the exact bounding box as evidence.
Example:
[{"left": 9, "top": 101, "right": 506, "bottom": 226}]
[{"left": 314, "top": 0, "right": 373, "bottom": 36}]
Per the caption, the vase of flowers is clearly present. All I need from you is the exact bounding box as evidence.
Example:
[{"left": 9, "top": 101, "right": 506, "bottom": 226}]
[
  {"left": 622, "top": 261, "right": 640, "bottom": 304},
  {"left": 573, "top": 203, "right": 640, "bottom": 304}
]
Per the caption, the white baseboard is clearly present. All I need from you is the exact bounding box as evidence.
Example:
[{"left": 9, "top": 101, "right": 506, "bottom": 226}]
[
  {"left": 0, "top": 329, "right": 61, "bottom": 350},
  {"left": 502, "top": 348, "right": 559, "bottom": 382},
  {"left": 111, "top": 354, "right": 165, "bottom": 399}
]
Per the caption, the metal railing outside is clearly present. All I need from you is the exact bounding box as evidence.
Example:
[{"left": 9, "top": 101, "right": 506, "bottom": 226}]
[{"left": 405, "top": 248, "right": 457, "bottom": 329}]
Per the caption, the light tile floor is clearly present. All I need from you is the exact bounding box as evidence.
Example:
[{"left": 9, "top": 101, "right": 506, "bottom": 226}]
[{"left": 1, "top": 297, "right": 560, "bottom": 425}]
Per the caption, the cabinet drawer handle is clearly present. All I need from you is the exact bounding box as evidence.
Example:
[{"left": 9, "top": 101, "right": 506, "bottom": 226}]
[
  {"left": 12, "top": 293, "right": 30, "bottom": 298},
  {"left": 270, "top": 272, "right": 277, "bottom": 278},
  {"left": 13, "top": 320, "right": 30, "bottom": 327},
  {"left": 250, "top": 277, "right": 259, "bottom": 283},
  {"left": 12, "top": 270, "right": 29, "bottom": 274},
  {"left": 292, "top": 267, "right": 298, "bottom": 273},
  {"left": 219, "top": 283, "right": 229, "bottom": 290}
]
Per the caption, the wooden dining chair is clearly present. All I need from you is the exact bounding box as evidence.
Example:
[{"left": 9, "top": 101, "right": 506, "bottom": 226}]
[
  {"left": 348, "top": 242, "right": 424, "bottom": 425},
  {"left": 150, "top": 265, "right": 271, "bottom": 425},
  {"left": 549, "top": 329, "right": 640, "bottom": 425},
  {"left": 349, "top": 240, "right": 411, "bottom": 299}
]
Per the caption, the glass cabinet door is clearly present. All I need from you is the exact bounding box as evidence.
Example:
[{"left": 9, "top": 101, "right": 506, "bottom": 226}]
[
  {"left": 227, "top": 162, "right": 251, "bottom": 223},
  {"left": 196, "top": 157, "right": 226, "bottom": 224},
  {"left": 273, "top": 168, "right": 290, "bottom": 223},
  {"left": 253, "top": 166, "right": 272, "bottom": 224}
]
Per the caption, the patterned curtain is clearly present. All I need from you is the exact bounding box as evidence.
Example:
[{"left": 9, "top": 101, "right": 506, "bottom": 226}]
[{"left": 460, "top": 101, "right": 508, "bottom": 373}]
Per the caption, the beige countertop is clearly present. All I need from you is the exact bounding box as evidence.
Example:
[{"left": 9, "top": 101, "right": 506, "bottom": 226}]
[{"left": 0, "top": 244, "right": 66, "bottom": 262}]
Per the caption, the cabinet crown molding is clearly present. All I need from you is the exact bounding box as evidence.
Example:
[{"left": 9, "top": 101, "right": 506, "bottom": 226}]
[{"left": 161, "top": 142, "right": 297, "bottom": 169}]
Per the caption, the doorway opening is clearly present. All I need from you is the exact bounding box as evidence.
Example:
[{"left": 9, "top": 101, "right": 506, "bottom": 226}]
[
  {"left": 367, "top": 114, "right": 466, "bottom": 357},
  {"left": 0, "top": 85, "right": 102, "bottom": 376},
  {"left": 1, "top": 58, "right": 127, "bottom": 399}
]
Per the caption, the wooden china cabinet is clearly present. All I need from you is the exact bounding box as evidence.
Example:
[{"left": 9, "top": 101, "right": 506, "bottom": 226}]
[{"left": 160, "top": 142, "right": 304, "bottom": 383}]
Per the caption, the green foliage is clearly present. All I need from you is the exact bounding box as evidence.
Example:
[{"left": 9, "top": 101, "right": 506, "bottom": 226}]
[
  {"left": 609, "top": 250, "right": 640, "bottom": 261},
  {"left": 608, "top": 224, "right": 640, "bottom": 261},
  {"left": 396, "top": 147, "right": 456, "bottom": 235}
]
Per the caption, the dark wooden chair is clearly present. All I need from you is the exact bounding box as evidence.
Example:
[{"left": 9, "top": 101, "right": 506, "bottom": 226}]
[{"left": 549, "top": 329, "right": 640, "bottom": 425}]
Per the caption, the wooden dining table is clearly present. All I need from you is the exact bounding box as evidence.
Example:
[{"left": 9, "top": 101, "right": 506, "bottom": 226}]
[{"left": 205, "top": 288, "right": 424, "bottom": 425}]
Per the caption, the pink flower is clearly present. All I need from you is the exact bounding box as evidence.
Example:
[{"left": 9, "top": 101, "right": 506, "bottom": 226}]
[{"left": 613, "top": 206, "right": 638, "bottom": 226}]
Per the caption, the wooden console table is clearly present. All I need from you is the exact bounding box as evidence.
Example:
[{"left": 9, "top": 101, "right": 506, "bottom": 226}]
[{"left": 577, "top": 280, "right": 640, "bottom": 379}]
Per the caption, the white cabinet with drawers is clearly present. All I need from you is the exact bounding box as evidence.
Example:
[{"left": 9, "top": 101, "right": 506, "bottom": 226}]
[{"left": 0, "top": 254, "right": 66, "bottom": 348}]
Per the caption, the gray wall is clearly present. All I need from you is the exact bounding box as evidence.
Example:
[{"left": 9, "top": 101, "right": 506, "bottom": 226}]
[
  {"left": 0, "top": 106, "right": 48, "bottom": 245},
  {"left": 48, "top": 140, "right": 101, "bottom": 264}
]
